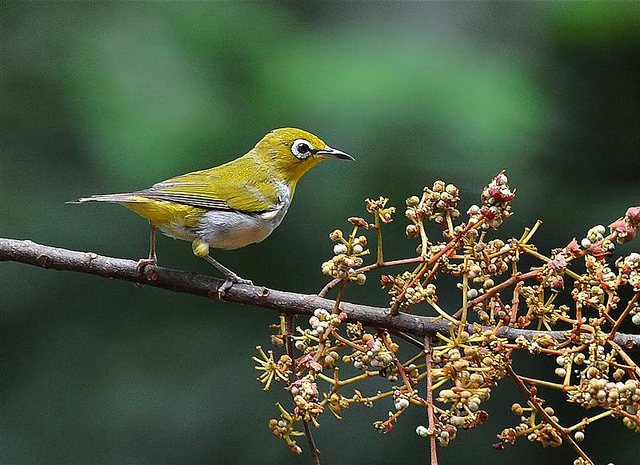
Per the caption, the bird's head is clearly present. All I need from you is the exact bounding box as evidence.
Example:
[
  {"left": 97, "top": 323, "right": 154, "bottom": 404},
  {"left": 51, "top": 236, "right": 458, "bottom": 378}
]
[{"left": 252, "top": 128, "right": 354, "bottom": 184}]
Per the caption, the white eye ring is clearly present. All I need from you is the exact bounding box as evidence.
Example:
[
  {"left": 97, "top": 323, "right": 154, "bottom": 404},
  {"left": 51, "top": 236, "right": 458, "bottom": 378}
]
[{"left": 291, "top": 138, "right": 313, "bottom": 159}]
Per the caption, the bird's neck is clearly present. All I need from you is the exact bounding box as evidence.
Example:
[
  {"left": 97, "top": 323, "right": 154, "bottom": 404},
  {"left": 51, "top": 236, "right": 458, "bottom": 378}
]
[{"left": 248, "top": 152, "right": 314, "bottom": 197}]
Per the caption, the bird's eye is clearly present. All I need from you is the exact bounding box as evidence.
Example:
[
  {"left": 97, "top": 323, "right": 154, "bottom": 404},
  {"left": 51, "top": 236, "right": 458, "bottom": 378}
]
[
  {"left": 297, "top": 143, "right": 310, "bottom": 153},
  {"left": 291, "top": 138, "right": 313, "bottom": 159}
]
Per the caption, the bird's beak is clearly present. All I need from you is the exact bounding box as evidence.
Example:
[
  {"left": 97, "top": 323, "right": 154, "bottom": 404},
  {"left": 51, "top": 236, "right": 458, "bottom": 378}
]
[{"left": 316, "top": 146, "right": 355, "bottom": 161}]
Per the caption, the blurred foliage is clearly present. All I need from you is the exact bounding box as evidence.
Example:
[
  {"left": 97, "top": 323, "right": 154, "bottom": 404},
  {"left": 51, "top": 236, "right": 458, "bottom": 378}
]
[{"left": 1, "top": 2, "right": 639, "bottom": 464}]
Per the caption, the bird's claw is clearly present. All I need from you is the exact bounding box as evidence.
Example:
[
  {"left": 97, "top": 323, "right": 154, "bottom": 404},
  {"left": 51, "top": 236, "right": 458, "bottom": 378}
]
[
  {"left": 217, "top": 275, "right": 253, "bottom": 299},
  {"left": 135, "top": 258, "right": 157, "bottom": 271}
]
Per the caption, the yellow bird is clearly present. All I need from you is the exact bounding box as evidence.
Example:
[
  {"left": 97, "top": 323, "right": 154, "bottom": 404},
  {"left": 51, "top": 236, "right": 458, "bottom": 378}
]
[{"left": 71, "top": 128, "right": 354, "bottom": 295}]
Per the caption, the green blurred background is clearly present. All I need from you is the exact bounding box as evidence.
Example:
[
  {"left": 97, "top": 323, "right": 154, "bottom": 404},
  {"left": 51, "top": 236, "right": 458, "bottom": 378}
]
[{"left": 2, "top": 2, "right": 639, "bottom": 464}]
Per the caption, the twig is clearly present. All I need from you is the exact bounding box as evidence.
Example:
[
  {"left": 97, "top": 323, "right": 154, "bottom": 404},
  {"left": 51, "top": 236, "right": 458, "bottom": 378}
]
[
  {"left": 452, "top": 270, "right": 540, "bottom": 319},
  {"left": 609, "top": 292, "right": 640, "bottom": 341},
  {"left": 2, "top": 238, "right": 639, "bottom": 350},
  {"left": 283, "top": 315, "right": 322, "bottom": 464},
  {"left": 302, "top": 421, "right": 321, "bottom": 465},
  {"left": 507, "top": 365, "right": 594, "bottom": 465},
  {"left": 424, "top": 336, "right": 438, "bottom": 465},
  {"left": 390, "top": 219, "right": 484, "bottom": 314}
]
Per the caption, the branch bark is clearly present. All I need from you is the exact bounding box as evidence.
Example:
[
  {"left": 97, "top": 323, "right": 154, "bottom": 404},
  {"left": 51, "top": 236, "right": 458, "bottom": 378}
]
[{"left": 1, "top": 237, "right": 639, "bottom": 351}]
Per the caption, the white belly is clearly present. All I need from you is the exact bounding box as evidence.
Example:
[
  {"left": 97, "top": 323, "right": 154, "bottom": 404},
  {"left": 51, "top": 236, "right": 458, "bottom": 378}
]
[
  {"left": 159, "top": 181, "right": 292, "bottom": 250},
  {"left": 197, "top": 207, "right": 288, "bottom": 250}
]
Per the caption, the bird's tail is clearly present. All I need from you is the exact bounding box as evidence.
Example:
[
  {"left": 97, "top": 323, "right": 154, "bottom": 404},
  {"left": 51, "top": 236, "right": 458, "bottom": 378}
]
[{"left": 66, "top": 193, "right": 144, "bottom": 204}]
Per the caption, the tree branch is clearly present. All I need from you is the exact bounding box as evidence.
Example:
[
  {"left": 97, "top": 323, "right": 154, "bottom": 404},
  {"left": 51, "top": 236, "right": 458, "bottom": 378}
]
[{"left": 1, "top": 237, "right": 639, "bottom": 351}]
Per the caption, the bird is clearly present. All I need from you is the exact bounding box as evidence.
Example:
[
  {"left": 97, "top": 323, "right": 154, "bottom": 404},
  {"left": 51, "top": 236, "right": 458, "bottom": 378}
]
[{"left": 70, "top": 128, "right": 354, "bottom": 295}]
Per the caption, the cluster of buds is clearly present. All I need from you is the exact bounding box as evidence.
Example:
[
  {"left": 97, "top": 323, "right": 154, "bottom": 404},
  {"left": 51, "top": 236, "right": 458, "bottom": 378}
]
[
  {"left": 382, "top": 271, "right": 437, "bottom": 306},
  {"left": 324, "top": 392, "right": 351, "bottom": 418},
  {"left": 404, "top": 281, "right": 437, "bottom": 304},
  {"left": 542, "top": 251, "right": 569, "bottom": 292},
  {"left": 571, "top": 378, "right": 640, "bottom": 421},
  {"left": 428, "top": 336, "right": 509, "bottom": 436},
  {"left": 468, "top": 170, "right": 515, "bottom": 229},
  {"left": 581, "top": 224, "right": 607, "bottom": 249},
  {"left": 416, "top": 423, "right": 459, "bottom": 446},
  {"left": 343, "top": 332, "right": 397, "bottom": 371},
  {"left": 467, "top": 238, "right": 514, "bottom": 282},
  {"left": 437, "top": 387, "right": 490, "bottom": 428},
  {"left": 553, "top": 353, "right": 572, "bottom": 379},
  {"left": 519, "top": 285, "right": 564, "bottom": 328},
  {"left": 579, "top": 224, "right": 616, "bottom": 257},
  {"left": 258, "top": 172, "right": 638, "bottom": 462},
  {"left": 531, "top": 423, "right": 564, "bottom": 448},
  {"left": 294, "top": 310, "right": 347, "bottom": 354},
  {"left": 609, "top": 206, "right": 640, "bottom": 244},
  {"left": 425, "top": 180, "right": 461, "bottom": 225},
  {"left": 321, "top": 229, "right": 368, "bottom": 284},
  {"left": 365, "top": 196, "right": 396, "bottom": 224},
  {"left": 268, "top": 415, "right": 303, "bottom": 455},
  {"left": 571, "top": 254, "right": 620, "bottom": 313},
  {"left": 291, "top": 374, "right": 323, "bottom": 425},
  {"left": 499, "top": 404, "right": 563, "bottom": 448},
  {"left": 571, "top": 283, "right": 605, "bottom": 312},
  {"left": 575, "top": 343, "right": 609, "bottom": 377},
  {"left": 405, "top": 180, "right": 461, "bottom": 231},
  {"left": 617, "top": 252, "right": 640, "bottom": 294},
  {"left": 393, "top": 389, "right": 412, "bottom": 411},
  {"left": 291, "top": 374, "right": 319, "bottom": 403},
  {"left": 372, "top": 388, "right": 419, "bottom": 434},
  {"left": 440, "top": 333, "right": 512, "bottom": 386},
  {"left": 308, "top": 308, "right": 331, "bottom": 337}
]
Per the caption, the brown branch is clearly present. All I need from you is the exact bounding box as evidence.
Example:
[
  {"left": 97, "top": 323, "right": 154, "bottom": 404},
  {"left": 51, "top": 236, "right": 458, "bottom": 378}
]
[{"left": 2, "top": 238, "right": 639, "bottom": 351}]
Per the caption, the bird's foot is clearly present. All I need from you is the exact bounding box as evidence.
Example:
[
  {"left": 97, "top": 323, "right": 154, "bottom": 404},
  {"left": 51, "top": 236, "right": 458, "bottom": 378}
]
[
  {"left": 200, "top": 254, "right": 252, "bottom": 298},
  {"left": 135, "top": 258, "right": 157, "bottom": 271},
  {"left": 218, "top": 274, "right": 253, "bottom": 299}
]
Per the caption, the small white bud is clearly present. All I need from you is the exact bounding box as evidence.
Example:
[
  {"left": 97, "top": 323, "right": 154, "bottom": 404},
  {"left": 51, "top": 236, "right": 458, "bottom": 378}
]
[{"left": 333, "top": 243, "right": 348, "bottom": 255}]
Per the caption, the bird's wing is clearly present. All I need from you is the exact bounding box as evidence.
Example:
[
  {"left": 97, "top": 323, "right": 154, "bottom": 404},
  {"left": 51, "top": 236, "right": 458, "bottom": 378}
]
[{"left": 135, "top": 163, "right": 281, "bottom": 214}]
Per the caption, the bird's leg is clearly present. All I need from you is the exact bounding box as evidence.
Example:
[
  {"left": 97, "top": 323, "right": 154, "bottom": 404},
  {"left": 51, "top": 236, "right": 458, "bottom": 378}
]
[
  {"left": 203, "top": 255, "right": 253, "bottom": 297},
  {"left": 136, "top": 222, "right": 158, "bottom": 270},
  {"left": 192, "top": 238, "right": 252, "bottom": 298}
]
